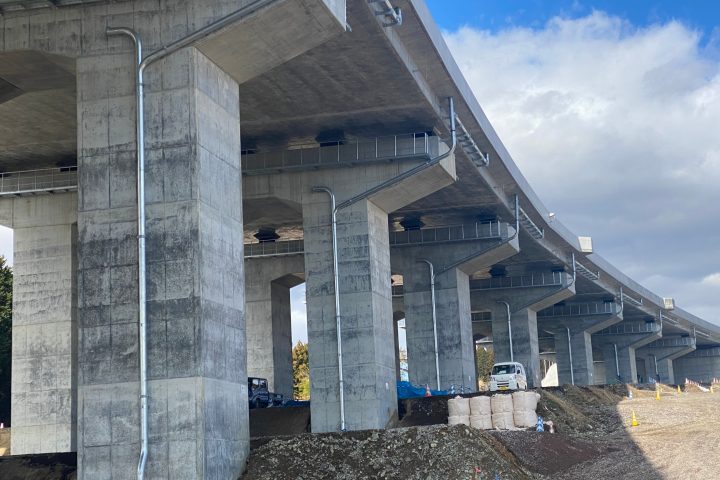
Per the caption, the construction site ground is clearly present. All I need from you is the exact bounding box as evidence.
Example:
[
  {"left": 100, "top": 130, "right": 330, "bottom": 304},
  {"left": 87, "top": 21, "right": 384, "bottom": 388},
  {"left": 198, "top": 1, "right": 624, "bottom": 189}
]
[{"left": 243, "top": 385, "right": 720, "bottom": 479}]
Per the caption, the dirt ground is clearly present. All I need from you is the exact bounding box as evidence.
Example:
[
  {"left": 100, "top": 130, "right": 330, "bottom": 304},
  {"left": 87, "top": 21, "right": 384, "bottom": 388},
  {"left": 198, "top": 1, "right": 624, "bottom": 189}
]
[{"left": 242, "top": 386, "right": 720, "bottom": 480}]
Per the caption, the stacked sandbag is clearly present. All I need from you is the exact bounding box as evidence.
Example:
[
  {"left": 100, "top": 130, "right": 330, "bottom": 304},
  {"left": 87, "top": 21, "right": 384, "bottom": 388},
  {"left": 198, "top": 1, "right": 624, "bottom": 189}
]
[
  {"left": 512, "top": 391, "right": 541, "bottom": 428},
  {"left": 447, "top": 396, "right": 470, "bottom": 426},
  {"left": 490, "top": 394, "right": 515, "bottom": 429},
  {"left": 469, "top": 396, "right": 492, "bottom": 430}
]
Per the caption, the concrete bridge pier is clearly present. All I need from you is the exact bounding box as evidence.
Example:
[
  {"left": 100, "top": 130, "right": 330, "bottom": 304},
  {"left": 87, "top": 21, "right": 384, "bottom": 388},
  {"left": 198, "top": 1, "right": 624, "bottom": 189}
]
[
  {"left": 673, "top": 347, "right": 720, "bottom": 383},
  {"left": 472, "top": 271, "right": 576, "bottom": 387},
  {"left": 538, "top": 302, "right": 623, "bottom": 386},
  {"left": 76, "top": 47, "right": 247, "bottom": 479},
  {"left": 638, "top": 337, "right": 696, "bottom": 384},
  {"left": 0, "top": 194, "right": 78, "bottom": 455},
  {"left": 596, "top": 322, "right": 662, "bottom": 384},
  {"left": 244, "top": 255, "right": 304, "bottom": 398},
  {"left": 390, "top": 230, "right": 519, "bottom": 390}
]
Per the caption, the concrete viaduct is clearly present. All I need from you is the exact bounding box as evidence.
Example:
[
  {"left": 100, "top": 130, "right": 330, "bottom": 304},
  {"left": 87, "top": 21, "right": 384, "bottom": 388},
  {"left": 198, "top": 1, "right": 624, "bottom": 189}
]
[{"left": 0, "top": 0, "right": 718, "bottom": 478}]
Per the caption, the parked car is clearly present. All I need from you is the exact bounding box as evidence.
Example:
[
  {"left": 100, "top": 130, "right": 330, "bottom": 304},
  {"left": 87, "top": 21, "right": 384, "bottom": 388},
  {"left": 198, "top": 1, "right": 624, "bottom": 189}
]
[
  {"left": 248, "top": 377, "right": 284, "bottom": 408},
  {"left": 488, "top": 362, "right": 528, "bottom": 392}
]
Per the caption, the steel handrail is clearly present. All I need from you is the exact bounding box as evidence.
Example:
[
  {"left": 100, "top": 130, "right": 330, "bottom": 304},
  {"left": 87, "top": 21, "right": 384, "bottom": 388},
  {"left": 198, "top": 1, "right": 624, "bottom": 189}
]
[
  {"left": 389, "top": 220, "right": 506, "bottom": 246},
  {"left": 0, "top": 167, "right": 78, "bottom": 195},
  {"left": 470, "top": 271, "right": 569, "bottom": 290},
  {"left": 244, "top": 240, "right": 304, "bottom": 257}
]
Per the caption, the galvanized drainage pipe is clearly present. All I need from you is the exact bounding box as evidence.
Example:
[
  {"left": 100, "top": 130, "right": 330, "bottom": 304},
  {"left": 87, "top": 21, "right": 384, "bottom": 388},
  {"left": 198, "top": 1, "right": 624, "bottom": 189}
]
[
  {"left": 497, "top": 301, "right": 513, "bottom": 363},
  {"left": 566, "top": 326, "right": 575, "bottom": 385},
  {"left": 107, "top": 1, "right": 278, "bottom": 477},
  {"left": 614, "top": 343, "right": 620, "bottom": 379},
  {"left": 419, "top": 259, "right": 441, "bottom": 390},
  {"left": 310, "top": 186, "right": 346, "bottom": 431}
]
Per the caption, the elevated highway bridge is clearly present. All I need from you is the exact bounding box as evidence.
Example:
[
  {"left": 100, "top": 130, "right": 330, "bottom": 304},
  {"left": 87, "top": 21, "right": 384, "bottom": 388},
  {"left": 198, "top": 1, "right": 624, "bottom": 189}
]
[{"left": 1, "top": 0, "right": 718, "bottom": 478}]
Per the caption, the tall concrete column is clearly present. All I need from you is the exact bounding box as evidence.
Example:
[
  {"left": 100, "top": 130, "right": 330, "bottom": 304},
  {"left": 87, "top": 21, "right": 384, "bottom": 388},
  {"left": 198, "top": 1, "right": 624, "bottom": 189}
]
[
  {"left": 402, "top": 262, "right": 474, "bottom": 389},
  {"left": 539, "top": 302, "right": 623, "bottom": 386},
  {"left": 303, "top": 197, "right": 396, "bottom": 432},
  {"left": 244, "top": 255, "right": 304, "bottom": 398},
  {"left": 77, "top": 48, "right": 246, "bottom": 479},
  {"left": 2, "top": 195, "right": 77, "bottom": 454}
]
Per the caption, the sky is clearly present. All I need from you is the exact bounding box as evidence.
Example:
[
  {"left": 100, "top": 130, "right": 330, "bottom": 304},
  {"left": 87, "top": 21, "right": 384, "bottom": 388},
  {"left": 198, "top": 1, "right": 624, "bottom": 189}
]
[{"left": 2, "top": 1, "right": 718, "bottom": 345}]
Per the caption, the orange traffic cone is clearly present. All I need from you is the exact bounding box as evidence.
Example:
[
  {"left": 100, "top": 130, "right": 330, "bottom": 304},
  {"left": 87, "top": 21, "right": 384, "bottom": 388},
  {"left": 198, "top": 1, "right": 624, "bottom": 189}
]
[
  {"left": 630, "top": 411, "right": 639, "bottom": 427},
  {"left": 424, "top": 384, "right": 432, "bottom": 397}
]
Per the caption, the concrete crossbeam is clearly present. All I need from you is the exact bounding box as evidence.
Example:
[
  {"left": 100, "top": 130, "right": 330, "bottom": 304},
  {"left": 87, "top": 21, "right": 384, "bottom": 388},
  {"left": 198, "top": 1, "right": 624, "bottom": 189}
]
[{"left": 596, "top": 323, "right": 662, "bottom": 384}]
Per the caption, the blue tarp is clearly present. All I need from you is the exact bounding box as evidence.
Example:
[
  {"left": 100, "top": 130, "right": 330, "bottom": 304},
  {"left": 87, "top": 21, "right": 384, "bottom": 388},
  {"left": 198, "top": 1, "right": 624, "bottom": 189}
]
[{"left": 396, "top": 381, "right": 448, "bottom": 399}]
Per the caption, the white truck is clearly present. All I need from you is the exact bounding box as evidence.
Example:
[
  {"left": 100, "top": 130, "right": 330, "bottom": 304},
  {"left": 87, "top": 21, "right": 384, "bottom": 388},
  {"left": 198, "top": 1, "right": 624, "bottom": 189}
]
[{"left": 488, "top": 362, "right": 528, "bottom": 392}]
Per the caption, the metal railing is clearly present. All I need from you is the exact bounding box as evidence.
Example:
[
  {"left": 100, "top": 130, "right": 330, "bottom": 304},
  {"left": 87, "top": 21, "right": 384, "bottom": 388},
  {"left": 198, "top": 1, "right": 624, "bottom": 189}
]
[
  {"left": 389, "top": 221, "right": 510, "bottom": 246},
  {"left": 0, "top": 167, "right": 78, "bottom": 196},
  {"left": 391, "top": 284, "right": 404, "bottom": 297},
  {"left": 621, "top": 289, "right": 643, "bottom": 307},
  {"left": 596, "top": 322, "right": 661, "bottom": 335},
  {"left": 244, "top": 240, "right": 304, "bottom": 257},
  {"left": 471, "top": 311, "right": 492, "bottom": 322},
  {"left": 470, "top": 271, "right": 570, "bottom": 290},
  {"left": 538, "top": 302, "right": 617, "bottom": 318},
  {"left": 242, "top": 132, "right": 443, "bottom": 175},
  {"left": 646, "top": 337, "right": 696, "bottom": 349}
]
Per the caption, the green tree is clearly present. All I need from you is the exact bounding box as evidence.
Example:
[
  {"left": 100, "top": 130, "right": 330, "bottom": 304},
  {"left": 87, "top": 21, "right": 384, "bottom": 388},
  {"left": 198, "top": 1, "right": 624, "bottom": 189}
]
[
  {"left": 0, "top": 256, "right": 12, "bottom": 425},
  {"left": 475, "top": 345, "right": 494, "bottom": 388},
  {"left": 292, "top": 341, "right": 310, "bottom": 400}
]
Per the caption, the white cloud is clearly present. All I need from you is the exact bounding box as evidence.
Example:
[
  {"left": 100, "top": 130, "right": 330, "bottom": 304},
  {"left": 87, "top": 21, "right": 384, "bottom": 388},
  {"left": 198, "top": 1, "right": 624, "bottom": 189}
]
[
  {"left": 702, "top": 273, "right": 720, "bottom": 287},
  {"left": 444, "top": 11, "right": 720, "bottom": 323}
]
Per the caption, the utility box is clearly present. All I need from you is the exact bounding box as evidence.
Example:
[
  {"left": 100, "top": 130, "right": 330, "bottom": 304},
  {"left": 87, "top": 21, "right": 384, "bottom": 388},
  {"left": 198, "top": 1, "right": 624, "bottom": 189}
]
[
  {"left": 663, "top": 297, "right": 676, "bottom": 310},
  {"left": 578, "top": 236, "right": 593, "bottom": 253}
]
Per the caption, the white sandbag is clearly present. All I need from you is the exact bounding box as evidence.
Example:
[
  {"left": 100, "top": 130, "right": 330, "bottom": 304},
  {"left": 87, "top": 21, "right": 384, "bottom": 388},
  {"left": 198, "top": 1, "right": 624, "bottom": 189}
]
[
  {"left": 469, "top": 396, "right": 491, "bottom": 416},
  {"left": 469, "top": 414, "right": 493, "bottom": 430},
  {"left": 448, "top": 396, "right": 470, "bottom": 417},
  {"left": 448, "top": 415, "right": 470, "bottom": 426},
  {"left": 512, "top": 391, "right": 540, "bottom": 411},
  {"left": 491, "top": 412, "right": 515, "bottom": 429},
  {"left": 513, "top": 410, "right": 537, "bottom": 428},
  {"left": 490, "top": 394, "right": 514, "bottom": 414}
]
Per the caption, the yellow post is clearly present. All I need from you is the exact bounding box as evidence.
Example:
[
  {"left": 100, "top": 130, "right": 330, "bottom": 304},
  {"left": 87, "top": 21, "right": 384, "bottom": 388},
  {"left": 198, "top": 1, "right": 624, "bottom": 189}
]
[
  {"left": 631, "top": 410, "right": 639, "bottom": 427},
  {"left": 677, "top": 385, "right": 681, "bottom": 394},
  {"left": 655, "top": 387, "right": 660, "bottom": 400}
]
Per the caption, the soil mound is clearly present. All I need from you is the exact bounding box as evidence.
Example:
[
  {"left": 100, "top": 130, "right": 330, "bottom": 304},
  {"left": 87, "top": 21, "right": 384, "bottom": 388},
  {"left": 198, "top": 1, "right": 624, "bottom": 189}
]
[
  {"left": 242, "top": 424, "right": 532, "bottom": 480},
  {"left": 0, "top": 452, "right": 76, "bottom": 480}
]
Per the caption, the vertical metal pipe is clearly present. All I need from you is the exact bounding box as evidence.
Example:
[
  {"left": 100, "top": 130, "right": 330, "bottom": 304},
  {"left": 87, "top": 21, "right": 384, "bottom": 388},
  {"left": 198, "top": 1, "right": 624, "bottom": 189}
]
[
  {"left": 311, "top": 187, "right": 345, "bottom": 431},
  {"left": 497, "top": 301, "right": 513, "bottom": 363},
  {"left": 419, "top": 259, "right": 440, "bottom": 390},
  {"left": 566, "top": 326, "right": 575, "bottom": 385},
  {"left": 105, "top": 27, "right": 148, "bottom": 480},
  {"left": 614, "top": 343, "right": 620, "bottom": 379}
]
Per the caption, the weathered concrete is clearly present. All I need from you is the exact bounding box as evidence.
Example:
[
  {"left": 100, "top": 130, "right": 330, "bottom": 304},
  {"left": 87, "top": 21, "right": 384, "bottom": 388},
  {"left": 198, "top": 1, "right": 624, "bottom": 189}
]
[
  {"left": 76, "top": 47, "right": 246, "bottom": 479},
  {"left": 472, "top": 273, "right": 576, "bottom": 387},
  {"left": 391, "top": 233, "right": 519, "bottom": 390},
  {"left": 538, "top": 302, "right": 623, "bottom": 386},
  {"left": 244, "top": 254, "right": 304, "bottom": 398},
  {"left": 0, "top": 194, "right": 77, "bottom": 454}
]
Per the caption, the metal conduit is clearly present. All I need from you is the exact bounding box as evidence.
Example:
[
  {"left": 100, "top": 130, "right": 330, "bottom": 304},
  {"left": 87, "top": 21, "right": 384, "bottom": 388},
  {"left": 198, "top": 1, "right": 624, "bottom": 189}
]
[
  {"left": 419, "top": 259, "right": 441, "bottom": 390},
  {"left": 497, "top": 301, "right": 513, "bottom": 363},
  {"left": 107, "top": 1, "right": 278, "bottom": 477},
  {"left": 566, "top": 326, "right": 575, "bottom": 385}
]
